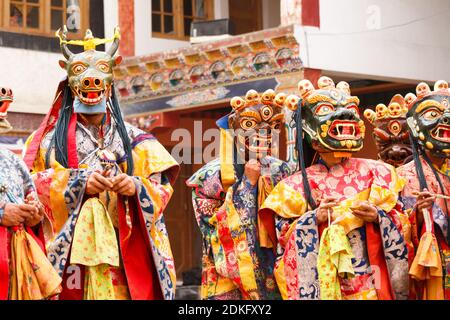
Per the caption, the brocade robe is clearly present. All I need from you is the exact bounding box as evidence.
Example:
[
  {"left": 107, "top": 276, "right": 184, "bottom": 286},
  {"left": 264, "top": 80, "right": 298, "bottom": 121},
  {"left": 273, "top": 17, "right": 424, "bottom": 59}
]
[
  {"left": 259, "top": 157, "right": 409, "bottom": 300},
  {"left": 26, "top": 118, "right": 179, "bottom": 300},
  {"left": 186, "top": 156, "right": 291, "bottom": 300},
  {"left": 0, "top": 149, "right": 61, "bottom": 300},
  {"left": 397, "top": 158, "right": 450, "bottom": 299}
]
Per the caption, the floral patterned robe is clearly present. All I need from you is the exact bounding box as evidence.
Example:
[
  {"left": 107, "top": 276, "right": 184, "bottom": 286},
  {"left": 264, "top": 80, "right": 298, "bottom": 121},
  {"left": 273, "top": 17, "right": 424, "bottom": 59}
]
[
  {"left": 25, "top": 118, "right": 179, "bottom": 300},
  {"left": 397, "top": 158, "right": 450, "bottom": 299},
  {"left": 186, "top": 156, "right": 291, "bottom": 300},
  {"left": 259, "top": 157, "right": 409, "bottom": 300},
  {"left": 0, "top": 149, "right": 61, "bottom": 300}
]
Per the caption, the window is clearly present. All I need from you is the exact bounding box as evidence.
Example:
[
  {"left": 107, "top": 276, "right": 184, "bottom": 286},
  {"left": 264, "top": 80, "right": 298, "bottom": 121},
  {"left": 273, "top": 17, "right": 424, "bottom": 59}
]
[
  {"left": 0, "top": 0, "right": 89, "bottom": 38},
  {"left": 152, "top": 0, "right": 213, "bottom": 40}
]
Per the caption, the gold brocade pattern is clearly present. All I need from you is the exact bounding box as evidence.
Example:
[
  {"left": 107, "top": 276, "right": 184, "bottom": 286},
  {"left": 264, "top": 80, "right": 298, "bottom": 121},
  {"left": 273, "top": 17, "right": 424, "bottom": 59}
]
[
  {"left": 318, "top": 224, "right": 355, "bottom": 300},
  {"left": 10, "top": 228, "right": 62, "bottom": 300},
  {"left": 409, "top": 232, "right": 444, "bottom": 300},
  {"left": 70, "top": 198, "right": 120, "bottom": 299}
]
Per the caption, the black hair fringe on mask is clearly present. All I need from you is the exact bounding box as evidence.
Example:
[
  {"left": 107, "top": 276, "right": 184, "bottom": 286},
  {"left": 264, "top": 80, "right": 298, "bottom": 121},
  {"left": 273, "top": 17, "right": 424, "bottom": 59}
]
[
  {"left": 294, "top": 103, "right": 317, "bottom": 210},
  {"left": 45, "top": 85, "right": 73, "bottom": 169},
  {"left": 45, "top": 84, "right": 134, "bottom": 176},
  {"left": 110, "top": 85, "right": 134, "bottom": 176}
]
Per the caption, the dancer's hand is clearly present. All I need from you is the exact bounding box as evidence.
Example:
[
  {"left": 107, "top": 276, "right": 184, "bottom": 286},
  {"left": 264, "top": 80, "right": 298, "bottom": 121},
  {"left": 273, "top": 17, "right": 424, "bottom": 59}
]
[
  {"left": 24, "top": 193, "right": 45, "bottom": 227},
  {"left": 111, "top": 173, "right": 136, "bottom": 196},
  {"left": 86, "top": 171, "right": 114, "bottom": 195},
  {"left": 415, "top": 188, "right": 435, "bottom": 227},
  {"left": 1, "top": 203, "right": 37, "bottom": 227},
  {"left": 244, "top": 159, "right": 261, "bottom": 186},
  {"left": 316, "top": 197, "right": 338, "bottom": 224},
  {"left": 350, "top": 201, "right": 378, "bottom": 223}
]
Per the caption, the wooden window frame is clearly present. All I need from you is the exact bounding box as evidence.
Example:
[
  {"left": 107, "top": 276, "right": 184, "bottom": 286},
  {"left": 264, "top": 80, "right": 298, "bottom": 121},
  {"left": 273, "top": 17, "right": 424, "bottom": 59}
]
[
  {"left": 152, "top": 0, "right": 214, "bottom": 41},
  {"left": 0, "top": 0, "right": 89, "bottom": 38}
]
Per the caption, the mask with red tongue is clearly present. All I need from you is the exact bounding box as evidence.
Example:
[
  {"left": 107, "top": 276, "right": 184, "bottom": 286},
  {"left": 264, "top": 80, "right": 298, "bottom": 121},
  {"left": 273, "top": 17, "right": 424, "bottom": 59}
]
[
  {"left": 296, "top": 76, "right": 366, "bottom": 155},
  {"left": 406, "top": 80, "right": 450, "bottom": 159},
  {"left": 56, "top": 25, "right": 122, "bottom": 114},
  {"left": 0, "top": 87, "right": 13, "bottom": 133}
]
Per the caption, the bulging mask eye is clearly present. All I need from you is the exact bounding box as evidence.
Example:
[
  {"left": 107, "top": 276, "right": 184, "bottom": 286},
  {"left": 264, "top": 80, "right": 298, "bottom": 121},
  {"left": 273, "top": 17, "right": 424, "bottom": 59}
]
[
  {"left": 72, "top": 63, "right": 87, "bottom": 75},
  {"left": 261, "top": 106, "right": 273, "bottom": 120},
  {"left": 422, "top": 108, "right": 442, "bottom": 121},
  {"left": 97, "top": 61, "right": 110, "bottom": 73},
  {"left": 270, "top": 120, "right": 282, "bottom": 130},
  {"left": 315, "top": 103, "right": 334, "bottom": 116},
  {"left": 240, "top": 118, "right": 257, "bottom": 130}
]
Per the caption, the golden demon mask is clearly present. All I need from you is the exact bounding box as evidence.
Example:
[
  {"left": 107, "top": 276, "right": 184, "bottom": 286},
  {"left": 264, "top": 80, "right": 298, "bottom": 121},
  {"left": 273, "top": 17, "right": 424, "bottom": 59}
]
[
  {"left": 288, "top": 76, "right": 365, "bottom": 154},
  {"left": 364, "top": 94, "right": 412, "bottom": 167},
  {"left": 0, "top": 87, "right": 13, "bottom": 133},
  {"left": 406, "top": 80, "right": 450, "bottom": 158},
  {"left": 56, "top": 26, "right": 122, "bottom": 113},
  {"left": 227, "top": 89, "right": 286, "bottom": 160}
]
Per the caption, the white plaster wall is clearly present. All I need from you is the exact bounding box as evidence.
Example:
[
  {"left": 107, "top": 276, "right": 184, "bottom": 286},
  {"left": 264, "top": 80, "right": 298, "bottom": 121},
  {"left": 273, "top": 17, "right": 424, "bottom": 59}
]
[
  {"left": 0, "top": 47, "right": 65, "bottom": 114},
  {"left": 134, "top": 0, "right": 191, "bottom": 56},
  {"left": 296, "top": 0, "right": 450, "bottom": 82},
  {"left": 0, "top": 0, "right": 120, "bottom": 115},
  {"left": 134, "top": 0, "right": 231, "bottom": 56},
  {"left": 104, "top": 0, "right": 119, "bottom": 52}
]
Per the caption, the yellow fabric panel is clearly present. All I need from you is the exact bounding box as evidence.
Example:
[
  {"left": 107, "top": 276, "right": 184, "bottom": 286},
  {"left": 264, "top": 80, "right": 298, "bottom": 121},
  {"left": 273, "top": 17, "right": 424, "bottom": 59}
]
[
  {"left": 201, "top": 267, "right": 237, "bottom": 298},
  {"left": 9, "top": 229, "right": 62, "bottom": 300},
  {"left": 219, "top": 128, "right": 235, "bottom": 192},
  {"left": 70, "top": 198, "right": 119, "bottom": 267},
  {"left": 343, "top": 288, "right": 378, "bottom": 300},
  {"left": 331, "top": 189, "right": 369, "bottom": 234},
  {"left": 131, "top": 138, "right": 178, "bottom": 179},
  {"left": 70, "top": 198, "right": 120, "bottom": 300},
  {"left": 274, "top": 259, "right": 288, "bottom": 300},
  {"left": 223, "top": 188, "right": 259, "bottom": 299},
  {"left": 260, "top": 182, "right": 307, "bottom": 220},
  {"left": 409, "top": 232, "right": 444, "bottom": 300},
  {"left": 370, "top": 164, "right": 405, "bottom": 212},
  {"left": 48, "top": 163, "right": 71, "bottom": 237},
  {"left": 318, "top": 224, "right": 355, "bottom": 300},
  {"left": 84, "top": 265, "right": 116, "bottom": 300}
]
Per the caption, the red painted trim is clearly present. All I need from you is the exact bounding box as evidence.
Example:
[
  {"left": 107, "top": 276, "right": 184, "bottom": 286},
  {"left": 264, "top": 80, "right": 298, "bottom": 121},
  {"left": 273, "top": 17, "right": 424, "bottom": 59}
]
[
  {"left": 118, "top": 195, "right": 162, "bottom": 300},
  {"left": 67, "top": 113, "right": 79, "bottom": 169},
  {"left": 118, "top": 0, "right": 135, "bottom": 57},
  {"left": 302, "top": 0, "right": 320, "bottom": 27},
  {"left": 366, "top": 222, "right": 395, "bottom": 300},
  {"left": 304, "top": 68, "right": 321, "bottom": 85}
]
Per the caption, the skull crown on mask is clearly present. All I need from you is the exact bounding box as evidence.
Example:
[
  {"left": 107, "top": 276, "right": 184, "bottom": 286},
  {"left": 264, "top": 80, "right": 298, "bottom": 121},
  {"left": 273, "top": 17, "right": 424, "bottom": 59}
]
[
  {"left": 228, "top": 89, "right": 287, "bottom": 160},
  {"left": 406, "top": 80, "right": 450, "bottom": 158},
  {"left": 364, "top": 94, "right": 412, "bottom": 167},
  {"left": 290, "top": 76, "right": 366, "bottom": 154}
]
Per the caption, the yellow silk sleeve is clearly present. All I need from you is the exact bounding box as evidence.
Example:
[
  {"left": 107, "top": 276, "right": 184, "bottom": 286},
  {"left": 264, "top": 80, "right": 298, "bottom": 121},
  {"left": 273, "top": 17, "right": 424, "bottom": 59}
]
[
  {"left": 130, "top": 139, "right": 179, "bottom": 181},
  {"left": 260, "top": 181, "right": 307, "bottom": 220},
  {"left": 368, "top": 165, "right": 405, "bottom": 212}
]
